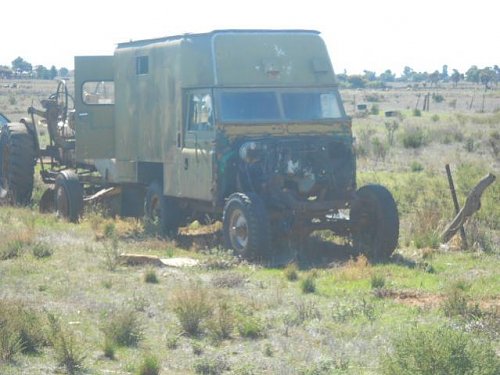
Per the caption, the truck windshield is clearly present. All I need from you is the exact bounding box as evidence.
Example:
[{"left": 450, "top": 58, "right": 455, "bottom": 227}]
[{"left": 218, "top": 90, "right": 343, "bottom": 123}]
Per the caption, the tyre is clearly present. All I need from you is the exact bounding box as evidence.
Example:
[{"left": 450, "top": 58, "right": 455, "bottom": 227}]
[
  {"left": 350, "top": 184, "right": 399, "bottom": 261},
  {"left": 0, "top": 123, "right": 36, "bottom": 205},
  {"left": 144, "top": 181, "right": 181, "bottom": 237},
  {"left": 55, "top": 170, "right": 83, "bottom": 223},
  {"left": 222, "top": 192, "right": 270, "bottom": 259}
]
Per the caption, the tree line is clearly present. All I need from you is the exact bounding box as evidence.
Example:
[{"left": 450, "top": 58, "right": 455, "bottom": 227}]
[
  {"left": 337, "top": 64, "right": 499, "bottom": 90},
  {"left": 0, "top": 57, "right": 70, "bottom": 79}
]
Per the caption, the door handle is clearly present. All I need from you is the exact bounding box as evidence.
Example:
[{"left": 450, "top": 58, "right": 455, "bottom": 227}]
[{"left": 78, "top": 112, "right": 88, "bottom": 117}]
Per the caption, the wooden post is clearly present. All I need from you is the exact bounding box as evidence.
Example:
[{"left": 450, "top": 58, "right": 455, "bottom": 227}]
[{"left": 445, "top": 164, "right": 467, "bottom": 249}]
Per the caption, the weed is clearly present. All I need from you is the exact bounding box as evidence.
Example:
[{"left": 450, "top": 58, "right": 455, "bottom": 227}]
[
  {"left": 385, "top": 120, "right": 399, "bottom": 146},
  {"left": 263, "top": 342, "right": 273, "bottom": 357},
  {"left": 338, "top": 255, "right": 371, "bottom": 281},
  {"left": 237, "top": 315, "right": 264, "bottom": 339},
  {"left": 32, "top": 242, "right": 54, "bottom": 258},
  {"left": 442, "top": 282, "right": 481, "bottom": 319},
  {"left": 171, "top": 284, "right": 212, "bottom": 336},
  {"left": 102, "top": 236, "right": 121, "bottom": 271},
  {"left": 193, "top": 354, "right": 229, "bottom": 375},
  {"left": 370, "top": 104, "right": 380, "bottom": 115},
  {"left": 464, "top": 137, "right": 476, "bottom": 152},
  {"left": 412, "top": 108, "right": 422, "bottom": 117},
  {"left": 211, "top": 272, "right": 245, "bottom": 288},
  {"left": 488, "top": 130, "right": 499, "bottom": 157},
  {"left": 410, "top": 161, "right": 424, "bottom": 172},
  {"left": 136, "top": 354, "right": 161, "bottom": 375},
  {"left": 102, "top": 338, "right": 116, "bottom": 360},
  {"left": 381, "top": 325, "right": 499, "bottom": 375},
  {"left": 165, "top": 333, "right": 180, "bottom": 349},
  {"left": 144, "top": 268, "right": 159, "bottom": 284},
  {"left": 283, "top": 262, "right": 299, "bottom": 281},
  {"left": 286, "top": 300, "right": 321, "bottom": 326},
  {"left": 371, "top": 274, "right": 386, "bottom": 289},
  {"left": 300, "top": 356, "right": 349, "bottom": 375},
  {"left": 0, "top": 300, "right": 47, "bottom": 356},
  {"left": 300, "top": 274, "right": 316, "bottom": 294},
  {"left": 431, "top": 114, "right": 440, "bottom": 122},
  {"left": 401, "top": 126, "right": 427, "bottom": 148},
  {"left": 101, "top": 308, "right": 143, "bottom": 347},
  {"left": 47, "top": 314, "right": 86, "bottom": 374},
  {"left": 192, "top": 341, "right": 204, "bottom": 355},
  {"left": 206, "top": 299, "right": 235, "bottom": 342},
  {"left": 372, "top": 137, "right": 388, "bottom": 161},
  {"left": 409, "top": 201, "right": 443, "bottom": 249},
  {"left": 432, "top": 93, "right": 444, "bottom": 103},
  {"left": 201, "top": 248, "right": 239, "bottom": 270}
]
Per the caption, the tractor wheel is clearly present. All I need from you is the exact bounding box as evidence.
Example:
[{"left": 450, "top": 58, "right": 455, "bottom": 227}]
[
  {"left": 350, "top": 184, "right": 399, "bottom": 261},
  {"left": 0, "top": 123, "right": 36, "bottom": 205},
  {"left": 55, "top": 170, "right": 83, "bottom": 223},
  {"left": 144, "top": 181, "right": 181, "bottom": 237},
  {"left": 222, "top": 192, "right": 270, "bottom": 259}
]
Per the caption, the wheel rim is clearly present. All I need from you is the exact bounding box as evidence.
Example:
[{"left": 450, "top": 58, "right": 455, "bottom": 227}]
[{"left": 229, "top": 208, "right": 249, "bottom": 252}]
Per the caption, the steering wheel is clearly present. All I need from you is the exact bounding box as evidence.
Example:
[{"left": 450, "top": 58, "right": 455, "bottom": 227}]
[{"left": 49, "top": 80, "right": 73, "bottom": 123}]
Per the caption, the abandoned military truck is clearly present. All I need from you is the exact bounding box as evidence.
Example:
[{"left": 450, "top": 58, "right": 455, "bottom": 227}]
[{"left": 0, "top": 30, "right": 399, "bottom": 260}]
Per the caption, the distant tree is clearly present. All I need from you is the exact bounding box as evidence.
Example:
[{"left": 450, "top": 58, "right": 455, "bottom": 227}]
[
  {"left": 429, "top": 70, "right": 440, "bottom": 86},
  {"left": 450, "top": 69, "right": 463, "bottom": 87},
  {"left": 34, "top": 65, "right": 50, "bottom": 79},
  {"left": 479, "top": 67, "right": 496, "bottom": 89},
  {"left": 50, "top": 65, "right": 58, "bottom": 79},
  {"left": 59, "top": 67, "right": 69, "bottom": 77},
  {"left": 0, "top": 65, "right": 13, "bottom": 78},
  {"left": 465, "top": 65, "right": 480, "bottom": 83},
  {"left": 347, "top": 75, "right": 366, "bottom": 88},
  {"left": 441, "top": 65, "right": 449, "bottom": 81},
  {"left": 363, "top": 70, "right": 377, "bottom": 81},
  {"left": 379, "top": 69, "right": 395, "bottom": 82},
  {"left": 402, "top": 66, "right": 414, "bottom": 81},
  {"left": 11, "top": 56, "right": 32, "bottom": 74},
  {"left": 412, "top": 71, "right": 428, "bottom": 83}
]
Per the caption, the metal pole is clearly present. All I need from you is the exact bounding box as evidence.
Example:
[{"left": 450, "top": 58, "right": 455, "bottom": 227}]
[{"left": 445, "top": 164, "right": 468, "bottom": 249}]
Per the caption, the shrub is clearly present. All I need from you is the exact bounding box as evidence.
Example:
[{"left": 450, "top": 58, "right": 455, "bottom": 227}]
[
  {"left": 32, "top": 242, "right": 54, "bottom": 258},
  {"left": 144, "top": 268, "right": 159, "bottom": 284},
  {"left": 431, "top": 114, "right": 440, "bottom": 122},
  {"left": 412, "top": 108, "right": 422, "bottom": 117},
  {"left": 211, "top": 272, "right": 245, "bottom": 288},
  {"left": 401, "top": 127, "right": 427, "bottom": 148},
  {"left": 102, "top": 338, "right": 116, "bottom": 360},
  {"left": 432, "top": 93, "right": 445, "bottom": 103},
  {"left": 136, "top": 354, "right": 161, "bottom": 375},
  {"left": 300, "top": 274, "right": 316, "bottom": 294},
  {"left": 442, "top": 281, "right": 482, "bottom": 319},
  {"left": 371, "top": 274, "right": 386, "bottom": 289},
  {"left": 370, "top": 104, "right": 380, "bottom": 115},
  {"left": 47, "top": 314, "right": 86, "bottom": 375},
  {"left": 206, "top": 299, "right": 235, "bottom": 342},
  {"left": 102, "top": 236, "right": 121, "bottom": 271},
  {"left": 410, "top": 161, "right": 424, "bottom": 172},
  {"left": 381, "top": 325, "right": 499, "bottom": 375},
  {"left": 101, "top": 308, "right": 143, "bottom": 347},
  {"left": 171, "top": 285, "right": 212, "bottom": 336},
  {"left": 283, "top": 263, "right": 299, "bottom": 281},
  {"left": 0, "top": 300, "right": 47, "bottom": 357},
  {"left": 193, "top": 354, "right": 229, "bottom": 375},
  {"left": 237, "top": 315, "right": 264, "bottom": 339},
  {"left": 372, "top": 137, "right": 388, "bottom": 161}
]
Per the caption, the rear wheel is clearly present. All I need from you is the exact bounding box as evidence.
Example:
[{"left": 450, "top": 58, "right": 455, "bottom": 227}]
[
  {"left": 350, "top": 184, "right": 399, "bottom": 261},
  {"left": 55, "top": 170, "right": 83, "bottom": 222},
  {"left": 222, "top": 192, "right": 270, "bottom": 259},
  {"left": 144, "top": 181, "right": 181, "bottom": 237},
  {"left": 0, "top": 123, "right": 36, "bottom": 205}
]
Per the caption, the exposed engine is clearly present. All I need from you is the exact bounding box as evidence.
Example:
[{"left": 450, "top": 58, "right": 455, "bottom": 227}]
[{"left": 236, "top": 136, "right": 355, "bottom": 208}]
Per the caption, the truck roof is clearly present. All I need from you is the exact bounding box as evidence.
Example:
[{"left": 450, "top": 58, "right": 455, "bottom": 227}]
[{"left": 116, "top": 29, "right": 321, "bottom": 49}]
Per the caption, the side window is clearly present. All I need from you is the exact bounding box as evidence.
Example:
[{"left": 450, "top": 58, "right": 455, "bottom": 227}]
[
  {"left": 187, "top": 92, "right": 213, "bottom": 131},
  {"left": 136, "top": 56, "right": 149, "bottom": 75},
  {"left": 82, "top": 81, "right": 115, "bottom": 105}
]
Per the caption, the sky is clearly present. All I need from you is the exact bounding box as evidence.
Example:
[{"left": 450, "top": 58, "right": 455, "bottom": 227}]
[{"left": 0, "top": 0, "right": 498, "bottom": 76}]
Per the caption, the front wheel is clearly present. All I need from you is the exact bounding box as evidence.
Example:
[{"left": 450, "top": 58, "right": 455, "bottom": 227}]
[
  {"left": 350, "top": 184, "right": 399, "bottom": 261},
  {"left": 222, "top": 192, "right": 270, "bottom": 259}
]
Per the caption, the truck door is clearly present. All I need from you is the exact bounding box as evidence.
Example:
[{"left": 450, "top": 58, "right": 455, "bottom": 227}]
[
  {"left": 178, "top": 89, "right": 215, "bottom": 201},
  {"left": 74, "top": 56, "right": 115, "bottom": 161}
]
